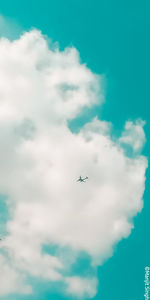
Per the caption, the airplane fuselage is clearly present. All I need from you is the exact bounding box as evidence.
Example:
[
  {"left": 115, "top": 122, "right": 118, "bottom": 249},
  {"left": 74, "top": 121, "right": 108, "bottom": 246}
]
[{"left": 77, "top": 176, "right": 88, "bottom": 182}]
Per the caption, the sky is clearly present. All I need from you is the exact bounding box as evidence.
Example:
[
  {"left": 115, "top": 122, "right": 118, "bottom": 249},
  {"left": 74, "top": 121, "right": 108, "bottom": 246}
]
[{"left": 0, "top": 1, "right": 149, "bottom": 300}]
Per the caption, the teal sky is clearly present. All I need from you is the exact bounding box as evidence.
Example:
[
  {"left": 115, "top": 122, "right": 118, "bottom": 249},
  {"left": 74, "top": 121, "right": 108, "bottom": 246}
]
[{"left": 0, "top": 1, "right": 150, "bottom": 300}]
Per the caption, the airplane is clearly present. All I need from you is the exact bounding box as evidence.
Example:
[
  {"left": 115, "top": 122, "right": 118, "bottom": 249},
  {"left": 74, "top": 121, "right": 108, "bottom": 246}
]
[{"left": 77, "top": 176, "right": 88, "bottom": 183}]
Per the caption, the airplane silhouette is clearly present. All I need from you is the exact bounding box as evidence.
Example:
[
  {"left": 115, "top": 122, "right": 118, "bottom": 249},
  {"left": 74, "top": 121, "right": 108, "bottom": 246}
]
[{"left": 77, "top": 176, "right": 88, "bottom": 183}]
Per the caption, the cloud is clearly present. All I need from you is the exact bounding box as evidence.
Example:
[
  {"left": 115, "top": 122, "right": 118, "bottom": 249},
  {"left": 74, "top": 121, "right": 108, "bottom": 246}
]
[
  {"left": 0, "top": 254, "right": 32, "bottom": 296},
  {"left": 119, "top": 119, "right": 146, "bottom": 152},
  {"left": 0, "top": 29, "right": 147, "bottom": 298},
  {"left": 65, "top": 276, "right": 98, "bottom": 298}
]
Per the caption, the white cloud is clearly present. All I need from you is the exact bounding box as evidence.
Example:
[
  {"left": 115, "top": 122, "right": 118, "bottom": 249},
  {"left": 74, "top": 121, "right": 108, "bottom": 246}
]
[
  {"left": 0, "top": 254, "right": 32, "bottom": 296},
  {"left": 119, "top": 119, "right": 146, "bottom": 152},
  {"left": 65, "top": 276, "right": 98, "bottom": 298},
  {"left": 0, "top": 29, "right": 147, "bottom": 298}
]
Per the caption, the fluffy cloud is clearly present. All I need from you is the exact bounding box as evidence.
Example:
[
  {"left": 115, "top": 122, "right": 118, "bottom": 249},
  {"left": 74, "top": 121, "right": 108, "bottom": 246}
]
[
  {"left": 0, "top": 254, "right": 31, "bottom": 296},
  {"left": 0, "top": 29, "right": 147, "bottom": 298},
  {"left": 119, "top": 119, "right": 146, "bottom": 152},
  {"left": 65, "top": 276, "right": 98, "bottom": 298}
]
